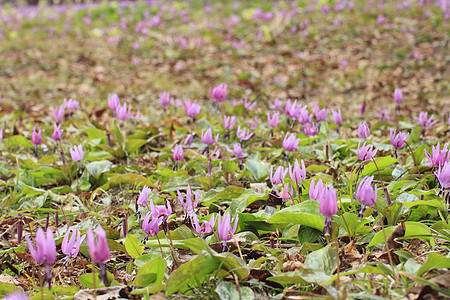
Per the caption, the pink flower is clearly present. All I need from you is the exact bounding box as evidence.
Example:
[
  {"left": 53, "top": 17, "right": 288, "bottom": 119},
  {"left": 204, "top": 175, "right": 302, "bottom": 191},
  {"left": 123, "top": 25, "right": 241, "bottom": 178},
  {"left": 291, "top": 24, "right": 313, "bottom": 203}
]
[
  {"left": 201, "top": 128, "right": 219, "bottom": 146},
  {"left": 309, "top": 178, "right": 324, "bottom": 201},
  {"left": 172, "top": 144, "right": 184, "bottom": 162},
  {"left": 423, "top": 143, "right": 449, "bottom": 168},
  {"left": 108, "top": 94, "right": 120, "bottom": 111},
  {"left": 142, "top": 214, "right": 162, "bottom": 238},
  {"left": 31, "top": 127, "right": 42, "bottom": 146},
  {"left": 390, "top": 128, "right": 409, "bottom": 150},
  {"left": 70, "top": 144, "right": 84, "bottom": 162},
  {"left": 51, "top": 123, "right": 63, "bottom": 142},
  {"left": 26, "top": 227, "right": 56, "bottom": 265},
  {"left": 356, "top": 176, "right": 378, "bottom": 207},
  {"left": 184, "top": 100, "right": 201, "bottom": 119},
  {"left": 242, "top": 98, "right": 257, "bottom": 111},
  {"left": 52, "top": 105, "right": 65, "bottom": 122},
  {"left": 160, "top": 92, "right": 171, "bottom": 107},
  {"left": 394, "top": 88, "right": 403, "bottom": 104},
  {"left": 226, "top": 143, "right": 245, "bottom": 159},
  {"left": 267, "top": 111, "right": 279, "bottom": 128},
  {"left": 315, "top": 108, "right": 329, "bottom": 122},
  {"left": 137, "top": 186, "right": 152, "bottom": 207},
  {"left": 270, "top": 165, "right": 288, "bottom": 185},
  {"left": 303, "top": 122, "right": 319, "bottom": 136},
  {"left": 177, "top": 184, "right": 200, "bottom": 214},
  {"left": 357, "top": 141, "right": 377, "bottom": 163},
  {"left": 209, "top": 83, "right": 227, "bottom": 103},
  {"left": 236, "top": 125, "right": 253, "bottom": 142},
  {"left": 192, "top": 213, "right": 216, "bottom": 238},
  {"left": 319, "top": 184, "right": 338, "bottom": 235},
  {"left": 217, "top": 212, "right": 239, "bottom": 251},
  {"left": 283, "top": 132, "right": 300, "bottom": 152},
  {"left": 223, "top": 115, "right": 237, "bottom": 130},
  {"left": 332, "top": 109, "right": 342, "bottom": 127},
  {"left": 358, "top": 122, "right": 370, "bottom": 139},
  {"left": 63, "top": 98, "right": 79, "bottom": 111},
  {"left": 116, "top": 103, "right": 132, "bottom": 121},
  {"left": 87, "top": 226, "right": 110, "bottom": 266},
  {"left": 435, "top": 162, "right": 450, "bottom": 189},
  {"left": 418, "top": 112, "right": 438, "bottom": 128},
  {"left": 150, "top": 200, "right": 172, "bottom": 221},
  {"left": 289, "top": 159, "right": 306, "bottom": 184},
  {"left": 62, "top": 227, "right": 86, "bottom": 258}
]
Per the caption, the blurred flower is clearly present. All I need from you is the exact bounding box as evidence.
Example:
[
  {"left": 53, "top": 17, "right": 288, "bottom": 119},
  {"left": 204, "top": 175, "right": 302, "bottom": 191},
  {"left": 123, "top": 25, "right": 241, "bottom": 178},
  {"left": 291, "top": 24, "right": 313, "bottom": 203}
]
[
  {"left": 423, "top": 142, "right": 449, "bottom": 168},
  {"left": 192, "top": 213, "right": 216, "bottom": 238},
  {"left": 270, "top": 165, "right": 288, "bottom": 185},
  {"left": 4, "top": 291, "right": 28, "bottom": 300},
  {"left": 62, "top": 227, "right": 85, "bottom": 264},
  {"left": 172, "top": 144, "right": 184, "bottom": 167},
  {"left": 108, "top": 94, "right": 120, "bottom": 111},
  {"left": 295, "top": 105, "right": 312, "bottom": 124},
  {"left": 236, "top": 125, "right": 253, "bottom": 143},
  {"left": 226, "top": 143, "right": 245, "bottom": 159},
  {"left": 356, "top": 176, "right": 378, "bottom": 220},
  {"left": 332, "top": 109, "right": 342, "bottom": 127},
  {"left": 25, "top": 228, "right": 56, "bottom": 288},
  {"left": 357, "top": 141, "right": 377, "bottom": 163},
  {"left": 315, "top": 108, "right": 329, "bottom": 122},
  {"left": 303, "top": 122, "right": 319, "bottom": 136},
  {"left": 142, "top": 213, "right": 162, "bottom": 240},
  {"left": 52, "top": 123, "right": 63, "bottom": 142},
  {"left": 177, "top": 184, "right": 199, "bottom": 223},
  {"left": 359, "top": 101, "right": 366, "bottom": 115},
  {"left": 394, "top": 88, "right": 403, "bottom": 104},
  {"left": 137, "top": 186, "right": 151, "bottom": 207},
  {"left": 289, "top": 159, "right": 306, "bottom": 185},
  {"left": 160, "top": 92, "right": 171, "bottom": 108},
  {"left": 0, "top": 129, "right": 3, "bottom": 143},
  {"left": 31, "top": 127, "right": 42, "bottom": 146},
  {"left": 70, "top": 144, "right": 84, "bottom": 163},
  {"left": 64, "top": 98, "right": 79, "bottom": 111},
  {"left": 379, "top": 109, "right": 391, "bottom": 121},
  {"left": 223, "top": 115, "right": 237, "bottom": 130},
  {"left": 52, "top": 105, "right": 65, "bottom": 123},
  {"left": 376, "top": 15, "right": 386, "bottom": 24},
  {"left": 87, "top": 226, "right": 110, "bottom": 284},
  {"left": 283, "top": 132, "right": 300, "bottom": 152},
  {"left": 248, "top": 117, "right": 258, "bottom": 130},
  {"left": 284, "top": 99, "right": 297, "bottom": 118},
  {"left": 358, "top": 122, "right": 370, "bottom": 139},
  {"left": 319, "top": 184, "right": 338, "bottom": 236},
  {"left": 209, "top": 83, "right": 227, "bottom": 103},
  {"left": 201, "top": 128, "right": 219, "bottom": 146},
  {"left": 309, "top": 178, "right": 324, "bottom": 201},
  {"left": 184, "top": 100, "right": 201, "bottom": 120},
  {"left": 217, "top": 212, "right": 239, "bottom": 251},
  {"left": 267, "top": 111, "right": 279, "bottom": 128},
  {"left": 390, "top": 128, "right": 409, "bottom": 152},
  {"left": 435, "top": 161, "right": 450, "bottom": 189},
  {"left": 116, "top": 103, "right": 132, "bottom": 121},
  {"left": 274, "top": 98, "right": 282, "bottom": 110},
  {"left": 418, "top": 112, "right": 438, "bottom": 128},
  {"left": 242, "top": 98, "right": 256, "bottom": 111}
]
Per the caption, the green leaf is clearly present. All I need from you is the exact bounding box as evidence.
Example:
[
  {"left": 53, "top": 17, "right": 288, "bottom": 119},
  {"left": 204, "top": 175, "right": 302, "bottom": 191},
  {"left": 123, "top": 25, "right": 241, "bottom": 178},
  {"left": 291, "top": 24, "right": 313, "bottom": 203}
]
[
  {"left": 362, "top": 156, "right": 398, "bottom": 176},
  {"left": 304, "top": 244, "right": 337, "bottom": 274},
  {"left": 92, "top": 173, "right": 155, "bottom": 199},
  {"left": 416, "top": 253, "right": 450, "bottom": 277},
  {"left": 86, "top": 160, "right": 113, "bottom": 177},
  {"left": 268, "top": 269, "right": 332, "bottom": 286},
  {"left": 215, "top": 281, "right": 255, "bottom": 300},
  {"left": 125, "top": 139, "right": 148, "bottom": 154},
  {"left": 267, "top": 200, "right": 324, "bottom": 231},
  {"left": 5, "top": 135, "right": 34, "bottom": 149},
  {"left": 133, "top": 257, "right": 166, "bottom": 287},
  {"left": 0, "top": 282, "right": 19, "bottom": 297},
  {"left": 125, "top": 234, "right": 144, "bottom": 259},
  {"left": 245, "top": 159, "right": 269, "bottom": 182},
  {"left": 229, "top": 189, "right": 268, "bottom": 215}
]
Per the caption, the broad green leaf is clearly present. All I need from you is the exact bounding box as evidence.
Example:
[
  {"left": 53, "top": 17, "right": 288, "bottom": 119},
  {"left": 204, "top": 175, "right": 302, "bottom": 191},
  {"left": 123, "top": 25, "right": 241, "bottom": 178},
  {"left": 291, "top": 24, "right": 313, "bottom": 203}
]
[
  {"left": 133, "top": 257, "right": 166, "bottom": 287},
  {"left": 229, "top": 189, "right": 268, "bottom": 215},
  {"left": 125, "top": 139, "right": 148, "bottom": 154},
  {"left": 5, "top": 135, "right": 34, "bottom": 149},
  {"left": 267, "top": 200, "right": 324, "bottom": 231},
  {"left": 245, "top": 159, "right": 269, "bottom": 182},
  {"left": 362, "top": 156, "right": 398, "bottom": 176},
  {"left": 304, "top": 244, "right": 337, "bottom": 274},
  {"left": 0, "top": 282, "right": 19, "bottom": 297},
  {"left": 416, "top": 253, "right": 450, "bottom": 276},
  {"left": 86, "top": 160, "right": 113, "bottom": 177},
  {"left": 91, "top": 173, "right": 155, "bottom": 199},
  {"left": 215, "top": 281, "right": 255, "bottom": 300},
  {"left": 125, "top": 234, "right": 144, "bottom": 259},
  {"left": 268, "top": 269, "right": 332, "bottom": 285}
]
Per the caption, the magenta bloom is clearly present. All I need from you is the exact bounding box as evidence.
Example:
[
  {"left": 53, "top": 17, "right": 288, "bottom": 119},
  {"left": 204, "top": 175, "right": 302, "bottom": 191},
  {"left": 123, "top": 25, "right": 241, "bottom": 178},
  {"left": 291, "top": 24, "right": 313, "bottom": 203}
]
[
  {"left": 289, "top": 159, "right": 306, "bottom": 184},
  {"left": 283, "top": 132, "right": 300, "bottom": 152},
  {"left": 137, "top": 186, "right": 152, "bottom": 207},
  {"left": 150, "top": 200, "right": 172, "bottom": 222},
  {"left": 236, "top": 125, "right": 254, "bottom": 142},
  {"left": 435, "top": 162, "right": 450, "bottom": 189},
  {"left": 284, "top": 99, "right": 297, "bottom": 118},
  {"left": 242, "top": 98, "right": 257, "bottom": 111},
  {"left": 62, "top": 227, "right": 86, "bottom": 259},
  {"left": 172, "top": 144, "right": 184, "bottom": 162},
  {"left": 390, "top": 128, "right": 409, "bottom": 151},
  {"left": 116, "top": 103, "right": 132, "bottom": 121},
  {"left": 160, "top": 92, "right": 171, "bottom": 107},
  {"left": 271, "top": 183, "right": 294, "bottom": 207},
  {"left": 0, "top": 129, "right": 3, "bottom": 143},
  {"left": 358, "top": 122, "right": 370, "bottom": 139},
  {"left": 31, "top": 127, "right": 42, "bottom": 146},
  {"left": 87, "top": 226, "right": 110, "bottom": 284},
  {"left": 423, "top": 143, "right": 449, "bottom": 168},
  {"left": 201, "top": 128, "right": 219, "bottom": 146},
  {"left": 315, "top": 108, "right": 329, "bottom": 122},
  {"left": 64, "top": 98, "right": 79, "bottom": 111},
  {"left": 296, "top": 106, "right": 312, "bottom": 124},
  {"left": 51, "top": 123, "right": 63, "bottom": 142},
  {"left": 52, "top": 105, "right": 65, "bottom": 122},
  {"left": 394, "top": 88, "right": 403, "bottom": 104},
  {"left": 184, "top": 100, "right": 201, "bottom": 120},
  {"left": 359, "top": 101, "right": 366, "bottom": 116},
  {"left": 320, "top": 184, "right": 338, "bottom": 236},
  {"left": 226, "top": 143, "right": 245, "bottom": 159},
  {"left": 267, "top": 111, "right": 279, "bottom": 128},
  {"left": 223, "top": 115, "right": 237, "bottom": 130},
  {"left": 178, "top": 184, "right": 200, "bottom": 214},
  {"left": 332, "top": 109, "right": 342, "bottom": 127},
  {"left": 142, "top": 213, "right": 162, "bottom": 239},
  {"left": 217, "top": 212, "right": 239, "bottom": 251},
  {"left": 108, "top": 93, "right": 120, "bottom": 111},
  {"left": 303, "top": 122, "right": 319, "bottom": 136},
  {"left": 357, "top": 141, "right": 377, "bottom": 163},
  {"left": 209, "top": 83, "right": 227, "bottom": 103},
  {"left": 70, "top": 144, "right": 84, "bottom": 163},
  {"left": 270, "top": 165, "right": 288, "bottom": 185},
  {"left": 356, "top": 176, "right": 378, "bottom": 207},
  {"left": 192, "top": 213, "right": 216, "bottom": 238},
  {"left": 418, "top": 112, "right": 438, "bottom": 128},
  {"left": 274, "top": 99, "right": 282, "bottom": 110},
  {"left": 4, "top": 291, "right": 28, "bottom": 300},
  {"left": 309, "top": 178, "right": 324, "bottom": 201}
]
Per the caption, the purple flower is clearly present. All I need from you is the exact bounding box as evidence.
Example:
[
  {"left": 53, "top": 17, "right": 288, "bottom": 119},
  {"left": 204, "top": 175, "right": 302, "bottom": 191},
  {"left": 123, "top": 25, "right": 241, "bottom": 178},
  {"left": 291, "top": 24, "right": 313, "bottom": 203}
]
[
  {"left": 192, "top": 213, "right": 216, "bottom": 238},
  {"left": 295, "top": 106, "right": 312, "bottom": 124},
  {"left": 274, "top": 98, "right": 282, "bottom": 110},
  {"left": 289, "top": 159, "right": 306, "bottom": 184},
  {"left": 52, "top": 105, "right": 65, "bottom": 122},
  {"left": 248, "top": 117, "right": 258, "bottom": 130},
  {"left": 116, "top": 103, "right": 132, "bottom": 121},
  {"left": 0, "top": 129, "right": 3, "bottom": 143},
  {"left": 226, "top": 143, "right": 245, "bottom": 159},
  {"left": 236, "top": 125, "right": 253, "bottom": 142},
  {"left": 358, "top": 122, "right": 370, "bottom": 139},
  {"left": 376, "top": 15, "right": 386, "bottom": 24},
  {"left": 270, "top": 165, "right": 288, "bottom": 185},
  {"left": 86, "top": 226, "right": 110, "bottom": 264},
  {"left": 160, "top": 92, "right": 171, "bottom": 107},
  {"left": 242, "top": 98, "right": 256, "bottom": 111},
  {"left": 267, "top": 111, "right": 279, "bottom": 128},
  {"left": 315, "top": 108, "right": 329, "bottom": 122},
  {"left": 26, "top": 227, "right": 56, "bottom": 265},
  {"left": 31, "top": 127, "right": 42, "bottom": 146},
  {"left": 142, "top": 213, "right": 162, "bottom": 238},
  {"left": 137, "top": 186, "right": 152, "bottom": 207},
  {"left": 217, "top": 212, "right": 239, "bottom": 251},
  {"left": 177, "top": 184, "right": 200, "bottom": 214},
  {"left": 390, "top": 128, "right": 409, "bottom": 151},
  {"left": 209, "top": 83, "right": 227, "bottom": 103},
  {"left": 70, "top": 144, "right": 84, "bottom": 162},
  {"left": 223, "top": 115, "right": 237, "bottom": 130},
  {"left": 423, "top": 143, "right": 449, "bottom": 168},
  {"left": 172, "top": 144, "right": 184, "bottom": 162},
  {"left": 284, "top": 99, "right": 297, "bottom": 118},
  {"left": 357, "top": 141, "right": 377, "bottom": 163},
  {"left": 359, "top": 101, "right": 366, "bottom": 116},
  {"left": 380, "top": 109, "right": 391, "bottom": 121},
  {"left": 418, "top": 112, "right": 438, "bottom": 128},
  {"left": 309, "top": 178, "right": 324, "bottom": 201},
  {"left": 150, "top": 200, "right": 172, "bottom": 221},
  {"left": 319, "top": 184, "right": 338, "bottom": 236},
  {"left": 62, "top": 227, "right": 86, "bottom": 258},
  {"left": 394, "top": 88, "right": 403, "bottom": 104},
  {"left": 51, "top": 123, "right": 63, "bottom": 142},
  {"left": 283, "top": 132, "right": 300, "bottom": 152},
  {"left": 271, "top": 183, "right": 295, "bottom": 207},
  {"left": 435, "top": 162, "right": 450, "bottom": 189},
  {"left": 4, "top": 291, "right": 28, "bottom": 300},
  {"left": 184, "top": 100, "right": 201, "bottom": 119},
  {"left": 64, "top": 98, "right": 79, "bottom": 111},
  {"left": 201, "top": 128, "right": 219, "bottom": 145},
  {"left": 356, "top": 176, "right": 378, "bottom": 207},
  {"left": 332, "top": 109, "right": 342, "bottom": 127},
  {"left": 303, "top": 122, "right": 319, "bottom": 136},
  {"left": 108, "top": 94, "right": 120, "bottom": 111}
]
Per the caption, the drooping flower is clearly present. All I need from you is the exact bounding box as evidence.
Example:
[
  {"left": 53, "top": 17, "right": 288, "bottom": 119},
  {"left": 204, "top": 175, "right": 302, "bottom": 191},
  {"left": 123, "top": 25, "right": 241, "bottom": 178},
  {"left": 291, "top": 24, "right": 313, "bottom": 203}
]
[
  {"left": 309, "top": 178, "right": 324, "bottom": 201},
  {"left": 70, "top": 144, "right": 84, "bottom": 163},
  {"left": 192, "top": 213, "right": 216, "bottom": 238},
  {"left": 137, "top": 186, "right": 152, "bottom": 207},
  {"left": 31, "top": 127, "right": 42, "bottom": 146},
  {"left": 108, "top": 93, "right": 120, "bottom": 111},
  {"left": 271, "top": 183, "right": 294, "bottom": 207},
  {"left": 223, "top": 115, "right": 237, "bottom": 130},
  {"left": 332, "top": 109, "right": 342, "bottom": 127},
  {"left": 177, "top": 184, "right": 200, "bottom": 223},
  {"left": 435, "top": 161, "right": 450, "bottom": 190},
  {"left": 267, "top": 111, "right": 279, "bottom": 129},
  {"left": 160, "top": 92, "right": 171, "bottom": 108},
  {"left": 172, "top": 144, "right": 184, "bottom": 170},
  {"left": 25, "top": 228, "right": 56, "bottom": 288},
  {"left": 303, "top": 122, "right": 319, "bottom": 136},
  {"left": 356, "top": 176, "right": 378, "bottom": 220},
  {"left": 61, "top": 227, "right": 86, "bottom": 265},
  {"left": 51, "top": 123, "right": 63, "bottom": 142},
  {"left": 295, "top": 105, "right": 311, "bottom": 124},
  {"left": 201, "top": 128, "right": 219, "bottom": 146},
  {"left": 52, "top": 105, "right": 65, "bottom": 123},
  {"left": 289, "top": 159, "right": 306, "bottom": 185},
  {"left": 184, "top": 99, "right": 201, "bottom": 120},
  {"left": 142, "top": 213, "right": 162, "bottom": 241},
  {"left": 236, "top": 125, "right": 254, "bottom": 143},
  {"left": 209, "top": 83, "right": 227, "bottom": 103},
  {"left": 116, "top": 103, "right": 132, "bottom": 121},
  {"left": 226, "top": 143, "right": 245, "bottom": 168},
  {"left": 149, "top": 200, "right": 172, "bottom": 233},
  {"left": 4, "top": 291, "right": 28, "bottom": 300},
  {"left": 358, "top": 122, "right": 370, "bottom": 139},
  {"left": 86, "top": 226, "right": 111, "bottom": 284},
  {"left": 394, "top": 88, "right": 403, "bottom": 104},
  {"left": 283, "top": 132, "right": 300, "bottom": 152},
  {"left": 357, "top": 141, "right": 377, "bottom": 163},
  {"left": 0, "top": 128, "right": 3, "bottom": 143},
  {"left": 242, "top": 98, "right": 256, "bottom": 111},
  {"left": 319, "top": 184, "right": 338, "bottom": 236},
  {"left": 315, "top": 108, "right": 329, "bottom": 122},
  {"left": 390, "top": 128, "right": 409, "bottom": 154},
  {"left": 418, "top": 112, "right": 438, "bottom": 128},
  {"left": 217, "top": 212, "right": 239, "bottom": 251},
  {"left": 64, "top": 98, "right": 79, "bottom": 111},
  {"left": 423, "top": 143, "right": 449, "bottom": 168},
  {"left": 270, "top": 165, "right": 288, "bottom": 185}
]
